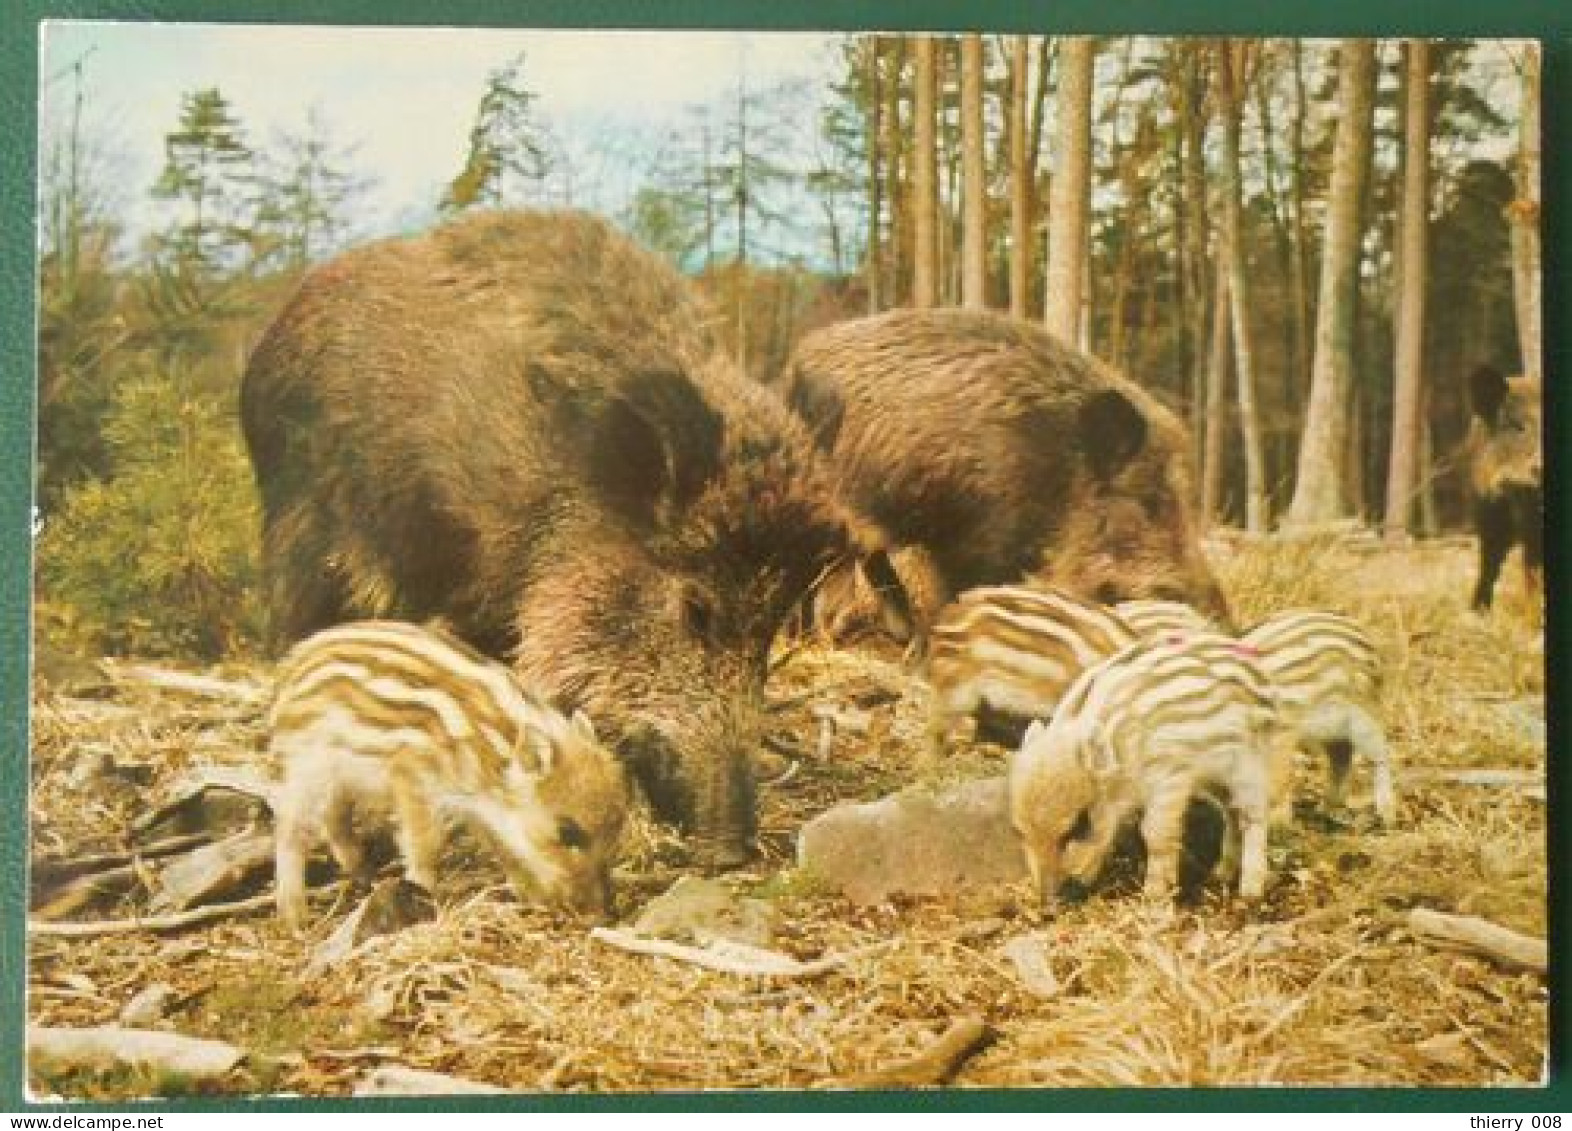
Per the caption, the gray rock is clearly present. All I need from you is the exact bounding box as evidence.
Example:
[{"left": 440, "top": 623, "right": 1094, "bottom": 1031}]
[
  {"left": 797, "top": 777, "right": 1026, "bottom": 904},
  {"left": 632, "top": 876, "right": 775, "bottom": 947}
]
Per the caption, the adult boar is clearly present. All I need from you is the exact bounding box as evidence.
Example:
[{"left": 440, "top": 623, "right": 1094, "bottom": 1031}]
[
  {"left": 1465, "top": 364, "right": 1543, "bottom": 611},
  {"left": 780, "top": 309, "right": 1229, "bottom": 634},
  {"left": 240, "top": 209, "right": 859, "bottom": 868}
]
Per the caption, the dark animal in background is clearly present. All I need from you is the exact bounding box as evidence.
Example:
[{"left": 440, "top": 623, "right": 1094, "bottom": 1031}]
[
  {"left": 779, "top": 309, "right": 1230, "bottom": 641},
  {"left": 241, "top": 209, "right": 863, "bottom": 869},
  {"left": 1465, "top": 364, "right": 1543, "bottom": 610}
]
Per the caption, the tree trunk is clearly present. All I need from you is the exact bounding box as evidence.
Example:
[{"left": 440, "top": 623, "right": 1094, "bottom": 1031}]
[
  {"left": 1202, "top": 244, "right": 1232, "bottom": 527},
  {"left": 1509, "top": 45, "right": 1541, "bottom": 381},
  {"left": 1180, "top": 45, "right": 1211, "bottom": 455},
  {"left": 1383, "top": 39, "right": 1431, "bottom": 539},
  {"left": 866, "top": 36, "right": 884, "bottom": 314},
  {"left": 912, "top": 35, "right": 940, "bottom": 308},
  {"left": 960, "top": 34, "right": 987, "bottom": 309},
  {"left": 1285, "top": 39, "right": 1375, "bottom": 529},
  {"left": 883, "top": 37, "right": 908, "bottom": 306},
  {"left": 1217, "top": 41, "right": 1268, "bottom": 532},
  {"left": 1044, "top": 37, "right": 1094, "bottom": 344},
  {"left": 1009, "top": 36, "right": 1032, "bottom": 318},
  {"left": 1287, "top": 40, "right": 1312, "bottom": 405}
]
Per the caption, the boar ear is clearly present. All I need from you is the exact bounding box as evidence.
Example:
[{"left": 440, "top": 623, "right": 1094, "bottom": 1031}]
[
  {"left": 588, "top": 370, "right": 724, "bottom": 528},
  {"left": 570, "top": 709, "right": 598, "bottom": 745},
  {"left": 1469, "top": 364, "right": 1509, "bottom": 423},
  {"left": 1022, "top": 718, "right": 1046, "bottom": 747},
  {"left": 1079, "top": 389, "right": 1148, "bottom": 480}
]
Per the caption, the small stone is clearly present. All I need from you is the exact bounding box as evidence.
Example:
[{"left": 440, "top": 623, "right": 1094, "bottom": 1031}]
[
  {"left": 796, "top": 777, "right": 1026, "bottom": 905},
  {"left": 119, "top": 983, "right": 178, "bottom": 1028},
  {"left": 632, "top": 876, "right": 776, "bottom": 947},
  {"left": 999, "top": 932, "right": 1062, "bottom": 999}
]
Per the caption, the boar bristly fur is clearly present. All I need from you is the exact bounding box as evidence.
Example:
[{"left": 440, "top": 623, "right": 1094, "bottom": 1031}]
[
  {"left": 242, "top": 210, "right": 861, "bottom": 868},
  {"left": 781, "top": 309, "right": 1230, "bottom": 636}
]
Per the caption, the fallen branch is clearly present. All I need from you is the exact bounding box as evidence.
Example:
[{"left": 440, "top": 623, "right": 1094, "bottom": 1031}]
[
  {"left": 28, "top": 1024, "right": 245, "bottom": 1080},
  {"left": 590, "top": 926, "right": 875, "bottom": 978},
  {"left": 109, "top": 662, "right": 266, "bottom": 704},
  {"left": 832, "top": 1016, "right": 992, "bottom": 1088},
  {"left": 33, "top": 833, "right": 214, "bottom": 889},
  {"left": 1404, "top": 768, "right": 1543, "bottom": 798},
  {"left": 30, "top": 865, "right": 139, "bottom": 922},
  {"left": 27, "top": 892, "right": 277, "bottom": 938},
  {"left": 150, "top": 831, "right": 274, "bottom": 913},
  {"left": 354, "top": 1065, "right": 506, "bottom": 1096},
  {"left": 1408, "top": 908, "right": 1546, "bottom": 974}
]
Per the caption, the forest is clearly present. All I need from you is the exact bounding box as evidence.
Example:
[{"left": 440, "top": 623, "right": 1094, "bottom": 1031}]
[
  {"left": 27, "top": 32, "right": 1546, "bottom": 1097},
  {"left": 35, "top": 34, "right": 1540, "bottom": 657}
]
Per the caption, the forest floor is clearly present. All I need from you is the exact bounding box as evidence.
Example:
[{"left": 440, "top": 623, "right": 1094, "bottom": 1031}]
[{"left": 24, "top": 534, "right": 1550, "bottom": 1097}]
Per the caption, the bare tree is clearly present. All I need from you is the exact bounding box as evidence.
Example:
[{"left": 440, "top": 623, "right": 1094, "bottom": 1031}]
[
  {"left": 865, "top": 36, "right": 884, "bottom": 313},
  {"left": 1008, "top": 36, "right": 1032, "bottom": 317},
  {"left": 960, "top": 33, "right": 987, "bottom": 309},
  {"left": 1509, "top": 43, "right": 1541, "bottom": 381},
  {"left": 1216, "top": 41, "right": 1268, "bottom": 532},
  {"left": 912, "top": 35, "right": 940, "bottom": 308},
  {"left": 1286, "top": 39, "right": 1376, "bottom": 528},
  {"left": 1044, "top": 37, "right": 1094, "bottom": 344},
  {"left": 1383, "top": 40, "right": 1432, "bottom": 539}
]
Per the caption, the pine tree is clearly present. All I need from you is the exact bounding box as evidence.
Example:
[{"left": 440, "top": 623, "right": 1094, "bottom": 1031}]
[
  {"left": 151, "top": 87, "right": 256, "bottom": 272},
  {"left": 442, "top": 53, "right": 551, "bottom": 212}
]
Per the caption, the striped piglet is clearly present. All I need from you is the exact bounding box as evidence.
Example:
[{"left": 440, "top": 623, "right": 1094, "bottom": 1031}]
[
  {"left": 922, "top": 585, "right": 1138, "bottom": 767},
  {"left": 1241, "top": 609, "right": 1396, "bottom": 823},
  {"left": 268, "top": 621, "right": 630, "bottom": 930},
  {"left": 1009, "top": 633, "right": 1289, "bottom": 907}
]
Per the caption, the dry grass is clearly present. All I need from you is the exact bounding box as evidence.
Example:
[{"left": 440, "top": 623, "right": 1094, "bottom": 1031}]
[{"left": 25, "top": 537, "right": 1549, "bottom": 1097}]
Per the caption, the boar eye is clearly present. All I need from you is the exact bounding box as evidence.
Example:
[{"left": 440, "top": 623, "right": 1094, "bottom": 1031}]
[
  {"left": 682, "top": 590, "right": 716, "bottom": 642},
  {"left": 1061, "top": 809, "right": 1092, "bottom": 847},
  {"left": 557, "top": 818, "right": 589, "bottom": 850}
]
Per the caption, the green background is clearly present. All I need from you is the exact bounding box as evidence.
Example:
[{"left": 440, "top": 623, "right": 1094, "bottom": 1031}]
[{"left": 2, "top": 0, "right": 1566, "bottom": 1112}]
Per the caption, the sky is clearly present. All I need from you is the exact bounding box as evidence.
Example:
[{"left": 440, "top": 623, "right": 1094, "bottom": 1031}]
[{"left": 39, "top": 22, "right": 846, "bottom": 248}]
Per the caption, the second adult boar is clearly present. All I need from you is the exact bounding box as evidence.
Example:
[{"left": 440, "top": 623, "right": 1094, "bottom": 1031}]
[
  {"left": 241, "top": 209, "right": 862, "bottom": 869},
  {"left": 1465, "top": 364, "right": 1543, "bottom": 611},
  {"left": 780, "top": 309, "right": 1230, "bottom": 637}
]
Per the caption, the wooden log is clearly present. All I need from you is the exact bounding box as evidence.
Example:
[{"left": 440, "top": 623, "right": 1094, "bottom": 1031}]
[
  {"left": 1407, "top": 908, "right": 1547, "bottom": 973},
  {"left": 28, "top": 892, "right": 277, "bottom": 938},
  {"left": 833, "top": 1015, "right": 993, "bottom": 1088},
  {"left": 28, "top": 1024, "right": 245, "bottom": 1079}
]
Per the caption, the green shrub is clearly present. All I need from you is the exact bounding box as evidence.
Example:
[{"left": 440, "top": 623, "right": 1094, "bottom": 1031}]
[{"left": 37, "top": 368, "right": 262, "bottom": 660}]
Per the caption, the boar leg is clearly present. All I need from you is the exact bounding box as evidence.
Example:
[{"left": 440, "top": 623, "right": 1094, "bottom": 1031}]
[
  {"left": 1227, "top": 764, "right": 1271, "bottom": 901},
  {"left": 1472, "top": 500, "right": 1513, "bottom": 610},
  {"left": 1346, "top": 706, "right": 1397, "bottom": 825},
  {"left": 1139, "top": 787, "right": 1192, "bottom": 901},
  {"left": 322, "top": 793, "right": 368, "bottom": 878},
  {"left": 389, "top": 766, "right": 442, "bottom": 893},
  {"left": 273, "top": 813, "right": 313, "bottom": 930}
]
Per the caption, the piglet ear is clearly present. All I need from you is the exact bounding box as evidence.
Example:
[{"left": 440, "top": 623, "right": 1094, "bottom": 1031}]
[
  {"left": 570, "top": 709, "right": 598, "bottom": 745},
  {"left": 1079, "top": 388, "right": 1148, "bottom": 480},
  {"left": 518, "top": 728, "right": 555, "bottom": 774},
  {"left": 1469, "top": 364, "right": 1509, "bottom": 424},
  {"left": 1022, "top": 719, "right": 1047, "bottom": 748}
]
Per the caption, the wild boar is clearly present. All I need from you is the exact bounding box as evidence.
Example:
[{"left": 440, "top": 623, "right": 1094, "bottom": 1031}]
[
  {"left": 1241, "top": 609, "right": 1395, "bottom": 823},
  {"left": 268, "top": 621, "right": 629, "bottom": 930},
  {"left": 779, "top": 308, "right": 1230, "bottom": 639},
  {"left": 241, "top": 209, "right": 860, "bottom": 869},
  {"left": 1465, "top": 365, "right": 1543, "bottom": 611},
  {"left": 1008, "top": 634, "right": 1285, "bottom": 907}
]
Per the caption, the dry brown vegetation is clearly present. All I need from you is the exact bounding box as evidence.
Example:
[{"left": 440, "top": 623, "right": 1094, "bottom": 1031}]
[{"left": 26, "top": 537, "right": 1547, "bottom": 1097}]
